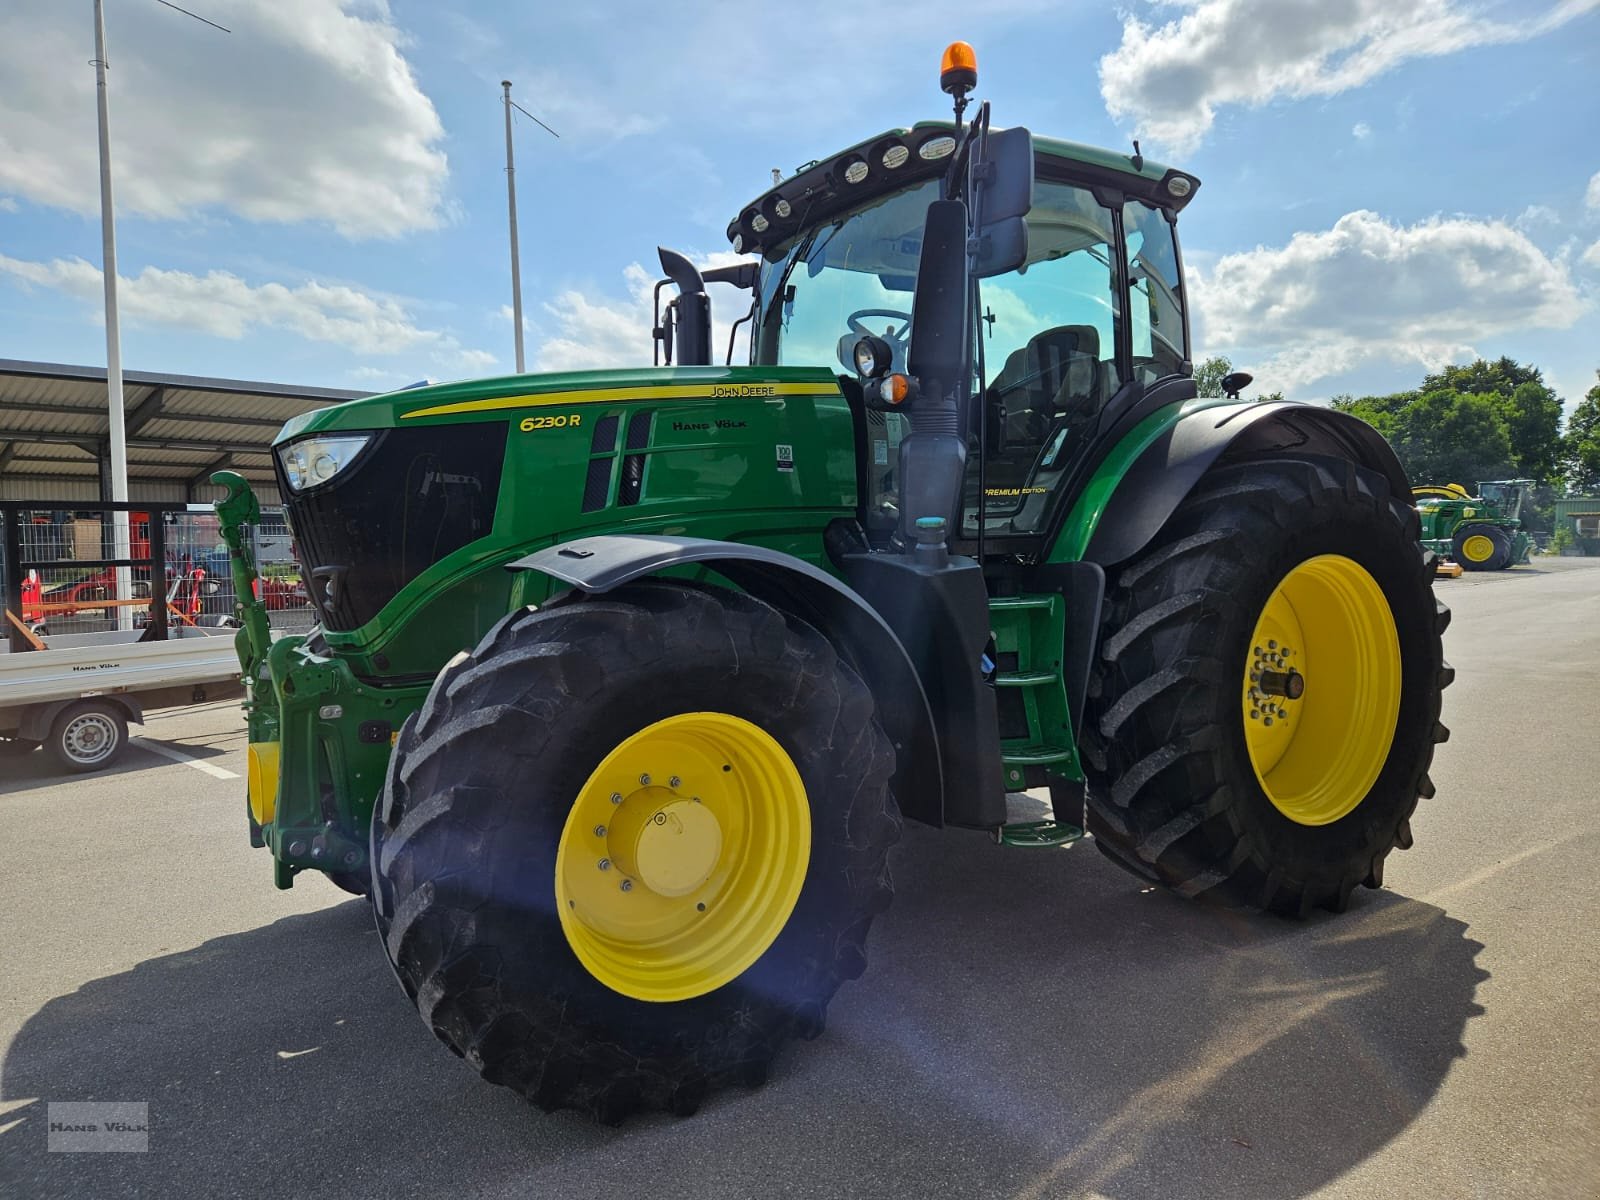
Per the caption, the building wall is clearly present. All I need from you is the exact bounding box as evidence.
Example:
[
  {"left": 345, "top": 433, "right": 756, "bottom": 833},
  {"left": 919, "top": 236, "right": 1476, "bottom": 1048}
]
[{"left": 1552, "top": 498, "right": 1600, "bottom": 555}]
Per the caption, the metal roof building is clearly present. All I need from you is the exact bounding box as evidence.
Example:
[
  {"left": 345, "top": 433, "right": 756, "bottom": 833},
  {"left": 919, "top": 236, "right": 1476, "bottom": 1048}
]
[{"left": 0, "top": 359, "right": 369, "bottom": 505}]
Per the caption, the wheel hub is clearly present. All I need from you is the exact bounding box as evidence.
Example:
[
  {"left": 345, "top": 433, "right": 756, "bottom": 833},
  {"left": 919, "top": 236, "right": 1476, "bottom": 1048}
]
[
  {"left": 63, "top": 714, "right": 115, "bottom": 763},
  {"left": 555, "top": 713, "right": 811, "bottom": 1003},
  {"left": 1242, "top": 555, "right": 1401, "bottom": 826},
  {"left": 607, "top": 792, "right": 724, "bottom": 897}
]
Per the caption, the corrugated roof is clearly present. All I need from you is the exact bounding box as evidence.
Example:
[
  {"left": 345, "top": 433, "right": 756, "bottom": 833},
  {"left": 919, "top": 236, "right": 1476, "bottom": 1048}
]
[{"left": 0, "top": 358, "right": 371, "bottom": 504}]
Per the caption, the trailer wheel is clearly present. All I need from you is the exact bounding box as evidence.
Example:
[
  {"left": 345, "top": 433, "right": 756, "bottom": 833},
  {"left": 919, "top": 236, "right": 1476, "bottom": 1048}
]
[
  {"left": 372, "top": 581, "right": 898, "bottom": 1122},
  {"left": 1083, "top": 455, "right": 1452, "bottom": 915},
  {"left": 46, "top": 700, "right": 129, "bottom": 773},
  {"left": 1452, "top": 523, "right": 1511, "bottom": 571}
]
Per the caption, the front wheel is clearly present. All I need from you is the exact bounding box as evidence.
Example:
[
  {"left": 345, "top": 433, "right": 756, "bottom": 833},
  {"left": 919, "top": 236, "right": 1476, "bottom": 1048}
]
[
  {"left": 1453, "top": 523, "right": 1511, "bottom": 571},
  {"left": 372, "top": 581, "right": 899, "bottom": 1121},
  {"left": 1084, "top": 455, "right": 1452, "bottom": 915}
]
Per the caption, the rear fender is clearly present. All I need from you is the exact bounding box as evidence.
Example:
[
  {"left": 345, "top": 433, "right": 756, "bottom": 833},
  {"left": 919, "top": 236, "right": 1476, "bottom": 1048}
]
[
  {"left": 1083, "top": 401, "right": 1411, "bottom": 567},
  {"left": 19, "top": 694, "right": 144, "bottom": 742},
  {"left": 509, "top": 535, "right": 946, "bottom": 825}
]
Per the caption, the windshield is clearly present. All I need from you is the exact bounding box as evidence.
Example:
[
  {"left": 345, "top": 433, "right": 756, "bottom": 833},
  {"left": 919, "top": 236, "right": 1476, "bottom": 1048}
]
[{"left": 755, "top": 181, "right": 938, "bottom": 371}]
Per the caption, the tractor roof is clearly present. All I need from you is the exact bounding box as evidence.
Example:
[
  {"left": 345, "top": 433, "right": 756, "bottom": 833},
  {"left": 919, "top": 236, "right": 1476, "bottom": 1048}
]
[{"left": 726, "top": 121, "right": 1198, "bottom": 258}]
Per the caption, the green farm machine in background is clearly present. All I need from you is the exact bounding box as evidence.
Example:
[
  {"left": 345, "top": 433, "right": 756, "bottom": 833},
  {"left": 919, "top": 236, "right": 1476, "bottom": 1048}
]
[
  {"left": 1414, "top": 480, "right": 1534, "bottom": 571},
  {"left": 214, "top": 43, "right": 1453, "bottom": 1122}
]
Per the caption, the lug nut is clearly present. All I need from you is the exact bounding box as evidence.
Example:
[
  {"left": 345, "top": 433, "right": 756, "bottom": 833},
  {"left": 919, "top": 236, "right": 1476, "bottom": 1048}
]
[
  {"left": 1264, "top": 717, "right": 1274, "bottom": 727},
  {"left": 639, "top": 773, "right": 651, "bottom": 786},
  {"left": 598, "top": 858, "right": 611, "bottom": 871},
  {"left": 593, "top": 825, "right": 607, "bottom": 837},
  {"left": 669, "top": 776, "right": 681, "bottom": 789},
  {"left": 620, "top": 879, "right": 633, "bottom": 893},
  {"left": 610, "top": 791, "right": 623, "bottom": 805}
]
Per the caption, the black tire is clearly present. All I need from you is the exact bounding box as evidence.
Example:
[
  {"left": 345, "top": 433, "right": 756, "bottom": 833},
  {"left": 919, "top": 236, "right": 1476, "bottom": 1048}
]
[
  {"left": 371, "top": 581, "right": 899, "bottom": 1122},
  {"left": 1452, "top": 523, "right": 1511, "bottom": 571},
  {"left": 1083, "top": 455, "right": 1452, "bottom": 916},
  {"left": 46, "top": 700, "right": 129, "bottom": 773}
]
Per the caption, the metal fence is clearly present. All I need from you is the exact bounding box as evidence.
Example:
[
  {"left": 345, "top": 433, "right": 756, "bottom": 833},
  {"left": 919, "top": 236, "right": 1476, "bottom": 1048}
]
[{"left": 1, "top": 502, "right": 314, "bottom": 651}]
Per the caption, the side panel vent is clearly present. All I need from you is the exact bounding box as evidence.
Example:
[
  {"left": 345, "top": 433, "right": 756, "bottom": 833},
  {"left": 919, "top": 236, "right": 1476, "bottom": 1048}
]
[
  {"left": 581, "top": 415, "right": 621, "bottom": 512},
  {"left": 618, "top": 411, "right": 653, "bottom": 507}
]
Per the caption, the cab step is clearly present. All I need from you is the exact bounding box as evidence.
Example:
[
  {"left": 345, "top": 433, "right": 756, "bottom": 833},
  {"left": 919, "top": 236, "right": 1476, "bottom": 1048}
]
[{"left": 996, "top": 819, "right": 1086, "bottom": 848}]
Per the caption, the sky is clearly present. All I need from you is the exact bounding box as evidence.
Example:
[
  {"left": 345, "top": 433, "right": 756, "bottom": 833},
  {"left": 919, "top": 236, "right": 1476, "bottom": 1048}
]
[{"left": 1, "top": 0, "right": 1597, "bottom": 411}]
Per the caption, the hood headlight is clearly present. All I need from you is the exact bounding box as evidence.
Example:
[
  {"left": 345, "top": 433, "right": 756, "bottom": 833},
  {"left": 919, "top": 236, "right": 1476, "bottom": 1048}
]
[{"left": 278, "top": 434, "right": 373, "bottom": 492}]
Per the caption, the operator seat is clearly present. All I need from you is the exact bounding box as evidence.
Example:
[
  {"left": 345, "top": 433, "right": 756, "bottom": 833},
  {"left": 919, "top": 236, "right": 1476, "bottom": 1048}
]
[{"left": 990, "top": 325, "right": 1103, "bottom": 446}]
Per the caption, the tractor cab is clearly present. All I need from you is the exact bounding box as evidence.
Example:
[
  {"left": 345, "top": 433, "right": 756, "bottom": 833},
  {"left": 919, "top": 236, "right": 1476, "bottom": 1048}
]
[{"left": 704, "top": 86, "right": 1199, "bottom": 558}]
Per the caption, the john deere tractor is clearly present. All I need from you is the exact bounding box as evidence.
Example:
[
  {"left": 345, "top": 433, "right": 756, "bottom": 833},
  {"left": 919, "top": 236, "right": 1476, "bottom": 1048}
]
[
  {"left": 1414, "top": 480, "right": 1534, "bottom": 570},
  {"left": 216, "top": 44, "right": 1452, "bottom": 1122}
]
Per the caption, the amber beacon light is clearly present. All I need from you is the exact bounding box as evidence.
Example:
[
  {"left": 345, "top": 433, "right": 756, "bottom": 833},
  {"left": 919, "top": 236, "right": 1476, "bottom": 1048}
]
[{"left": 940, "top": 41, "right": 978, "bottom": 95}]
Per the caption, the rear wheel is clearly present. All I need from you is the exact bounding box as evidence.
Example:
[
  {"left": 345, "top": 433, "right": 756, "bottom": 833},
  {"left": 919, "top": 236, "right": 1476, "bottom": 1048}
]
[
  {"left": 1083, "top": 455, "right": 1452, "bottom": 915},
  {"left": 372, "top": 581, "right": 898, "bottom": 1121},
  {"left": 1453, "top": 523, "right": 1511, "bottom": 571},
  {"left": 46, "top": 700, "right": 128, "bottom": 773}
]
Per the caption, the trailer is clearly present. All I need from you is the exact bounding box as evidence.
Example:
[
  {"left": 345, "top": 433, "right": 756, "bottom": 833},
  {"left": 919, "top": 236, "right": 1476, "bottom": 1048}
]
[
  {"left": 2, "top": 498, "right": 303, "bottom": 772},
  {"left": 0, "top": 626, "right": 243, "bottom": 770}
]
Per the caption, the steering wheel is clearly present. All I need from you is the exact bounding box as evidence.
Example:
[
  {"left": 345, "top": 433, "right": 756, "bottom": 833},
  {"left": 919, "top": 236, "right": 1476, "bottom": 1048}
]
[{"left": 846, "top": 308, "right": 913, "bottom": 368}]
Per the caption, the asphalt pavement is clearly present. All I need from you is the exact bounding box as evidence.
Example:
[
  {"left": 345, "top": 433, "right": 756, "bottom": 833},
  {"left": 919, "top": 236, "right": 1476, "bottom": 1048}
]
[{"left": 2, "top": 558, "right": 1597, "bottom": 1199}]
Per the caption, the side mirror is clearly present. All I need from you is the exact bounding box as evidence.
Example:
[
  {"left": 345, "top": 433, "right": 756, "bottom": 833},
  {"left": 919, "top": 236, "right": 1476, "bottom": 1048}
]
[{"left": 970, "top": 125, "right": 1033, "bottom": 278}]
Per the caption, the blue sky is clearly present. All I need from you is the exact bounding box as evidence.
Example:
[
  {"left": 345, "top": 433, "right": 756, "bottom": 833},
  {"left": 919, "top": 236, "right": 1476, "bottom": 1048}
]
[{"left": 1, "top": 0, "right": 1597, "bottom": 409}]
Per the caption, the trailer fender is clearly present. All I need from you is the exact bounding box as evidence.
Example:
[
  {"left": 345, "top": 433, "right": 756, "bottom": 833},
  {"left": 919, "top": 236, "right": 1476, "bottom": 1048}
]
[
  {"left": 19, "top": 694, "right": 144, "bottom": 743},
  {"left": 509, "top": 534, "right": 945, "bottom": 825},
  {"left": 1083, "top": 401, "right": 1411, "bottom": 567}
]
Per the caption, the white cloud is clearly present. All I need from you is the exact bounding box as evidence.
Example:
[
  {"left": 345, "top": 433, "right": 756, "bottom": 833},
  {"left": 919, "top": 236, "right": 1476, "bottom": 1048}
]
[
  {"left": 0, "top": 252, "right": 494, "bottom": 370},
  {"left": 1351, "top": 122, "right": 1373, "bottom": 141},
  {"left": 1581, "top": 240, "right": 1600, "bottom": 269},
  {"left": 1514, "top": 204, "right": 1560, "bottom": 230},
  {"left": 1193, "top": 210, "right": 1584, "bottom": 395},
  {"left": 0, "top": 0, "right": 447, "bottom": 238},
  {"left": 0, "top": 196, "right": 17, "bottom": 213},
  {"left": 1587, "top": 171, "right": 1600, "bottom": 212},
  {"left": 536, "top": 252, "right": 754, "bottom": 373},
  {"left": 1100, "top": 0, "right": 1600, "bottom": 152}
]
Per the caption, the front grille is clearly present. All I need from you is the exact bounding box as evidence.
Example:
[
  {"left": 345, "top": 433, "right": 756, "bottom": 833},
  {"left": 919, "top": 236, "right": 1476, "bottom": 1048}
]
[{"left": 280, "top": 423, "right": 507, "bottom": 631}]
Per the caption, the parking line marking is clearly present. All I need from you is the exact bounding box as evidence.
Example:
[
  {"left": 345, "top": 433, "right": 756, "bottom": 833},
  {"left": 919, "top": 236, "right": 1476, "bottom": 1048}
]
[{"left": 134, "top": 738, "right": 239, "bottom": 780}]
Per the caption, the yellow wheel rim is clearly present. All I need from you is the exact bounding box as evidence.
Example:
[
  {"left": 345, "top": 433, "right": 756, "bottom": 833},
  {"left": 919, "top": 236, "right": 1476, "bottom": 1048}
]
[
  {"left": 1459, "top": 534, "right": 1495, "bottom": 563},
  {"left": 1242, "top": 555, "right": 1401, "bottom": 826},
  {"left": 555, "top": 713, "right": 811, "bottom": 1002}
]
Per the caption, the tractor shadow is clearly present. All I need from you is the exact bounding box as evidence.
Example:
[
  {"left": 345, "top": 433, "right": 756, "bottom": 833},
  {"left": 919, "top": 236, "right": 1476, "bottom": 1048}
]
[{"left": 0, "top": 821, "right": 1486, "bottom": 1200}]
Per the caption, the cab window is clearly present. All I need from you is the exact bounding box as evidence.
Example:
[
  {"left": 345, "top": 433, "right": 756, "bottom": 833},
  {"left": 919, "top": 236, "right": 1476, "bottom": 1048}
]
[{"left": 966, "top": 180, "right": 1122, "bottom": 537}]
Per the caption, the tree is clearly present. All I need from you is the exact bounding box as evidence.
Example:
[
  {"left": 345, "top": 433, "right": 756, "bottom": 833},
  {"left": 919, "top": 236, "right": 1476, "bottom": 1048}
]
[
  {"left": 1194, "top": 355, "right": 1232, "bottom": 398},
  {"left": 1494, "top": 380, "right": 1563, "bottom": 481},
  {"left": 1420, "top": 355, "right": 1546, "bottom": 397},
  {"left": 1561, "top": 370, "right": 1600, "bottom": 494},
  {"left": 1335, "top": 388, "right": 1512, "bottom": 487},
  {"left": 1421, "top": 357, "right": 1562, "bottom": 480},
  {"left": 1388, "top": 389, "right": 1514, "bottom": 486}
]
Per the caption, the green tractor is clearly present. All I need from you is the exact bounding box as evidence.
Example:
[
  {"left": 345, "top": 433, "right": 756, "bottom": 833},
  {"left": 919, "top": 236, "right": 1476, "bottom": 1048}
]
[
  {"left": 1414, "top": 480, "right": 1534, "bottom": 570},
  {"left": 215, "top": 44, "right": 1453, "bottom": 1122}
]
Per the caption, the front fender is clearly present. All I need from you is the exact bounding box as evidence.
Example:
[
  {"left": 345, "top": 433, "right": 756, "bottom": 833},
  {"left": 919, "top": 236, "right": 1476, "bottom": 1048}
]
[
  {"left": 509, "top": 535, "right": 946, "bottom": 825},
  {"left": 1083, "top": 401, "right": 1411, "bottom": 567}
]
